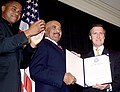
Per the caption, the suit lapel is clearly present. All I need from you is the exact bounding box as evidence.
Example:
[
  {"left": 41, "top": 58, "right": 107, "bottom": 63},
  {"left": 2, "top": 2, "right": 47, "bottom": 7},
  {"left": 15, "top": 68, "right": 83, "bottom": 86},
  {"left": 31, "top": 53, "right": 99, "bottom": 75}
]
[
  {"left": 102, "top": 48, "right": 109, "bottom": 56},
  {"left": 87, "top": 50, "right": 94, "bottom": 57},
  {"left": 85, "top": 48, "right": 109, "bottom": 57},
  {"left": 45, "top": 39, "right": 64, "bottom": 54}
]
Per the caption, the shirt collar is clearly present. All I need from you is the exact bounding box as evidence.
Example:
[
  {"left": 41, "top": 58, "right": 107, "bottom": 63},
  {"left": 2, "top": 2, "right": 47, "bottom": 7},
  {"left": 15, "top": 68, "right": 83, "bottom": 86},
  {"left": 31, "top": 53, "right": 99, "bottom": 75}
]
[
  {"left": 45, "top": 37, "right": 58, "bottom": 45},
  {"left": 1, "top": 17, "right": 12, "bottom": 26},
  {"left": 93, "top": 45, "right": 104, "bottom": 56}
]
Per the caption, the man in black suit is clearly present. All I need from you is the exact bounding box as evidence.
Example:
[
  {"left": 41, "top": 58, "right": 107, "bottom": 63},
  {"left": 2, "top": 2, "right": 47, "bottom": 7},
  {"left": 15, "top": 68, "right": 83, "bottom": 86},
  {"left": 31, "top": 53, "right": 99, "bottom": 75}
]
[
  {"left": 0, "top": 0, "right": 45, "bottom": 92},
  {"left": 29, "top": 20, "right": 76, "bottom": 92},
  {"left": 82, "top": 24, "right": 120, "bottom": 92}
]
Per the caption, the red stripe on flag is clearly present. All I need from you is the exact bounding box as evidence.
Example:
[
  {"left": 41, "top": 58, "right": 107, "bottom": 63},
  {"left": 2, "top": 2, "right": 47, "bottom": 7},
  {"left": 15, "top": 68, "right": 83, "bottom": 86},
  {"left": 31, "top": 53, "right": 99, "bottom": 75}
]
[
  {"left": 21, "top": 81, "right": 24, "bottom": 92},
  {"left": 20, "top": 0, "right": 39, "bottom": 91},
  {"left": 24, "top": 72, "right": 32, "bottom": 92}
]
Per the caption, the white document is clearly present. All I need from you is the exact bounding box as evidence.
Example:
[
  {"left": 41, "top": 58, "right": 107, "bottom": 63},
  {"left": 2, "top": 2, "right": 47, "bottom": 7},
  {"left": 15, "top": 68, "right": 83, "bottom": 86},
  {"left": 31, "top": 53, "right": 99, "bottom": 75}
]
[
  {"left": 84, "top": 55, "right": 112, "bottom": 87},
  {"left": 66, "top": 49, "right": 112, "bottom": 87},
  {"left": 66, "top": 49, "right": 84, "bottom": 86}
]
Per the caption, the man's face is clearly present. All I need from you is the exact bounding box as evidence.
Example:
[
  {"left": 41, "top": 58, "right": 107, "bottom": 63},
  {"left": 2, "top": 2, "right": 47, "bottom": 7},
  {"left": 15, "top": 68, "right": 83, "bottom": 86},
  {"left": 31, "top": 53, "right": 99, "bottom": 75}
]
[
  {"left": 45, "top": 21, "right": 62, "bottom": 42},
  {"left": 89, "top": 27, "right": 105, "bottom": 47},
  {"left": 2, "top": 1, "right": 22, "bottom": 24}
]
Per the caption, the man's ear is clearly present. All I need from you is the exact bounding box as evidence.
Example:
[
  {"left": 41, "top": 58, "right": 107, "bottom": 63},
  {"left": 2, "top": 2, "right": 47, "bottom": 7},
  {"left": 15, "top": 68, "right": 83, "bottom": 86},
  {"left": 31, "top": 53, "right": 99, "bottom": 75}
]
[
  {"left": 1, "top": 6, "right": 5, "bottom": 12},
  {"left": 89, "top": 35, "right": 91, "bottom": 40}
]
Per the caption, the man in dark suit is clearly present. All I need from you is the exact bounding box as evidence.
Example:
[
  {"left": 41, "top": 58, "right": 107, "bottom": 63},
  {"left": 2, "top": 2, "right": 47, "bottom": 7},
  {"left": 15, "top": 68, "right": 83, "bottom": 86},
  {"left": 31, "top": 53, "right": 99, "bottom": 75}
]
[
  {"left": 0, "top": 0, "right": 45, "bottom": 92},
  {"left": 29, "top": 20, "right": 76, "bottom": 92},
  {"left": 82, "top": 24, "right": 120, "bottom": 92}
]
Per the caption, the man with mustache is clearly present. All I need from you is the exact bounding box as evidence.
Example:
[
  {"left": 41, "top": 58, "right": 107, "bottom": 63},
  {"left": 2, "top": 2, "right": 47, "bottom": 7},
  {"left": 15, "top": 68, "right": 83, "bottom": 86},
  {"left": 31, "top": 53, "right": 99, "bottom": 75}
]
[{"left": 29, "top": 20, "right": 76, "bottom": 92}]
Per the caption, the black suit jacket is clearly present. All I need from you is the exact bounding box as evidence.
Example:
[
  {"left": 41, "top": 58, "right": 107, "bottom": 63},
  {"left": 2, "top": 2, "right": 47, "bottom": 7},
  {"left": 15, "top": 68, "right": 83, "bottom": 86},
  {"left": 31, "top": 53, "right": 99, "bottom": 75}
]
[
  {"left": 0, "top": 18, "right": 35, "bottom": 92},
  {"left": 82, "top": 48, "right": 120, "bottom": 92},
  {"left": 29, "top": 39, "right": 70, "bottom": 92}
]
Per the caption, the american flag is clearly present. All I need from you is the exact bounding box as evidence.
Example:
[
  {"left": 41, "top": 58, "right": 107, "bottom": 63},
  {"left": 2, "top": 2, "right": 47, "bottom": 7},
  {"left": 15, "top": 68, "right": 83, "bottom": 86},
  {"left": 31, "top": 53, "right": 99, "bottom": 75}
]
[
  {"left": 20, "top": 0, "right": 44, "bottom": 92},
  {"left": 19, "top": 0, "right": 39, "bottom": 32}
]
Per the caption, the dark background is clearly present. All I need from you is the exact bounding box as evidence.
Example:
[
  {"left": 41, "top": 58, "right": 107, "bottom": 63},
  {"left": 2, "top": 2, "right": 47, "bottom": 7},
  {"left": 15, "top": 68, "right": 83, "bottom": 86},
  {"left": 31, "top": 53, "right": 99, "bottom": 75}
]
[
  {"left": 1, "top": 0, "right": 120, "bottom": 91},
  {"left": 22, "top": 1, "right": 120, "bottom": 91},
  {"left": 1, "top": 0, "right": 120, "bottom": 53},
  {"left": 21, "top": 0, "right": 120, "bottom": 54}
]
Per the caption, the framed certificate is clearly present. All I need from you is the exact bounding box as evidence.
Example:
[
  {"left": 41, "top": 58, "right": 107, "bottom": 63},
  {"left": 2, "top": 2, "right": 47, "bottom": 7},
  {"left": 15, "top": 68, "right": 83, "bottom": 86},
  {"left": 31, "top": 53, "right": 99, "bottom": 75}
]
[{"left": 66, "top": 49, "right": 112, "bottom": 87}]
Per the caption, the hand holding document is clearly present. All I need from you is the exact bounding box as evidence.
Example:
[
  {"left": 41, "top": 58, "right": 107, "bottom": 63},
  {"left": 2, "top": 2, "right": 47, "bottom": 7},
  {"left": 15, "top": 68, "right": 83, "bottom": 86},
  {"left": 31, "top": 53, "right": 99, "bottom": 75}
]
[
  {"left": 84, "top": 55, "right": 112, "bottom": 87},
  {"left": 66, "top": 49, "right": 84, "bottom": 86},
  {"left": 66, "top": 49, "right": 112, "bottom": 87}
]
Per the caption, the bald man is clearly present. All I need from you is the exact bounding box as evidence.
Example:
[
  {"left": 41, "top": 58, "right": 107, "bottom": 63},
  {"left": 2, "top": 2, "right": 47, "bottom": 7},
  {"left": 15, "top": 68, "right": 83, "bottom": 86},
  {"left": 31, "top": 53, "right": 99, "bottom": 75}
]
[{"left": 29, "top": 20, "right": 76, "bottom": 92}]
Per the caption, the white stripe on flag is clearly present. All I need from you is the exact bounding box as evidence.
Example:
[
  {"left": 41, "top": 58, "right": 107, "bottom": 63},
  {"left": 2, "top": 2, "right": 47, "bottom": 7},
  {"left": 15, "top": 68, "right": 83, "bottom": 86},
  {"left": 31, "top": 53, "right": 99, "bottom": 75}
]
[{"left": 20, "top": 0, "right": 41, "bottom": 92}]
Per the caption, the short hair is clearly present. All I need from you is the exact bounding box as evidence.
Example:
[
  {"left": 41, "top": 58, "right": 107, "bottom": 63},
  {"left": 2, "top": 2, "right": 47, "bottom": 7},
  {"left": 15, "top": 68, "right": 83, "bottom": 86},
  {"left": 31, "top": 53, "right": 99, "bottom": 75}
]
[
  {"left": 89, "top": 24, "right": 106, "bottom": 35},
  {"left": 2, "top": 0, "right": 21, "bottom": 6}
]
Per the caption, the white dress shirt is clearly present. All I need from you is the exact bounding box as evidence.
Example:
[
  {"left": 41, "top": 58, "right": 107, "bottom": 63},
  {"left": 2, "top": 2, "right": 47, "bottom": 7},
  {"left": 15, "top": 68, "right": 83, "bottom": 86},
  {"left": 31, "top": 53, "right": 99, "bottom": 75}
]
[{"left": 93, "top": 45, "right": 104, "bottom": 56}]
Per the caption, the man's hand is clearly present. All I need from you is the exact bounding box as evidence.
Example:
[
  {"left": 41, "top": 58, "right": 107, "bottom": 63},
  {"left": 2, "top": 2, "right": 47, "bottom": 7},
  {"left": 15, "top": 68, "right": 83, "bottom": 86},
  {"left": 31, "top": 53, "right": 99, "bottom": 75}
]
[
  {"left": 64, "top": 72, "right": 76, "bottom": 85},
  {"left": 24, "top": 19, "right": 45, "bottom": 38},
  {"left": 92, "top": 83, "right": 110, "bottom": 90}
]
